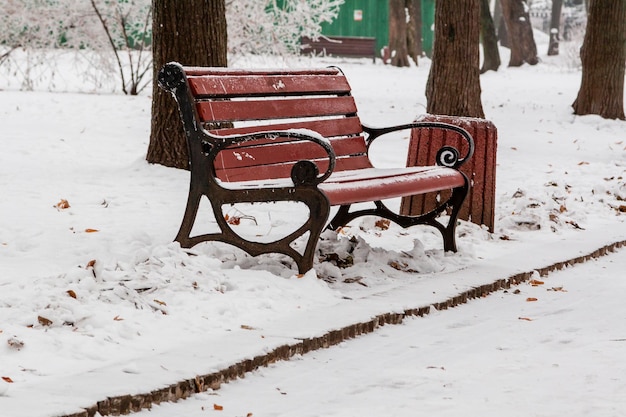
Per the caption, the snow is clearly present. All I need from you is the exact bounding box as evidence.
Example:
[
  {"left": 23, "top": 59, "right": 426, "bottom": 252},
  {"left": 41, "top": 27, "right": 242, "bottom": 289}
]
[{"left": 1, "top": 42, "right": 625, "bottom": 417}]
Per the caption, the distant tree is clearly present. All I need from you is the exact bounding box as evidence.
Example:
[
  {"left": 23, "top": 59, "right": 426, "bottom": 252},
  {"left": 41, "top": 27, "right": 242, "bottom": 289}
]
[
  {"left": 493, "top": 0, "right": 509, "bottom": 48},
  {"left": 426, "top": 0, "right": 484, "bottom": 117},
  {"left": 572, "top": 0, "right": 626, "bottom": 120},
  {"left": 480, "top": 0, "right": 501, "bottom": 73},
  {"left": 548, "top": 0, "right": 563, "bottom": 55},
  {"left": 500, "top": 0, "right": 538, "bottom": 66},
  {"left": 406, "top": 0, "right": 422, "bottom": 64},
  {"left": 147, "top": 0, "right": 228, "bottom": 169},
  {"left": 389, "top": 0, "right": 411, "bottom": 67}
]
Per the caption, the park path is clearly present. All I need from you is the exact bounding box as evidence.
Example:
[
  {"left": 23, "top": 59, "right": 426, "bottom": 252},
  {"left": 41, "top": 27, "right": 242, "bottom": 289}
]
[{"left": 132, "top": 247, "right": 626, "bottom": 417}]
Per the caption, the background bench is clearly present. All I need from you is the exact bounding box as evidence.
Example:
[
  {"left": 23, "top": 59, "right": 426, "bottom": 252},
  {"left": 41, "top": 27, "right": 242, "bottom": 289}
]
[
  {"left": 300, "top": 36, "right": 377, "bottom": 62},
  {"left": 158, "top": 63, "right": 474, "bottom": 273}
]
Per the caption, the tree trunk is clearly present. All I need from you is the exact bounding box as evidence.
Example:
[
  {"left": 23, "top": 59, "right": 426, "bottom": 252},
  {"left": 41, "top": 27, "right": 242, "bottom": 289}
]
[
  {"left": 500, "top": 0, "right": 538, "bottom": 66},
  {"left": 494, "top": 0, "right": 509, "bottom": 48},
  {"left": 426, "top": 0, "right": 485, "bottom": 118},
  {"left": 406, "top": 0, "right": 422, "bottom": 65},
  {"left": 147, "top": 0, "right": 228, "bottom": 169},
  {"left": 572, "top": 0, "right": 626, "bottom": 120},
  {"left": 548, "top": 0, "right": 563, "bottom": 56},
  {"left": 389, "top": 0, "right": 411, "bottom": 67},
  {"left": 480, "top": 0, "right": 501, "bottom": 73}
]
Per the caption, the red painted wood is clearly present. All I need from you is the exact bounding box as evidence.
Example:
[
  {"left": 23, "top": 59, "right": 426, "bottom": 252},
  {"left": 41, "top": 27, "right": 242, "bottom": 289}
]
[
  {"left": 215, "top": 155, "right": 373, "bottom": 182},
  {"left": 196, "top": 96, "right": 357, "bottom": 123},
  {"left": 183, "top": 67, "right": 341, "bottom": 77},
  {"left": 189, "top": 74, "right": 351, "bottom": 97},
  {"left": 400, "top": 115, "right": 497, "bottom": 232},
  {"left": 320, "top": 167, "right": 466, "bottom": 206},
  {"left": 207, "top": 116, "right": 364, "bottom": 139},
  {"left": 214, "top": 136, "right": 367, "bottom": 171}
]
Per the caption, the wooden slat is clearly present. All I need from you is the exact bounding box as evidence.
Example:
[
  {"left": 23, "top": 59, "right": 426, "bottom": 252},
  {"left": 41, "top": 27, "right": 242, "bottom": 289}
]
[
  {"left": 207, "top": 116, "right": 364, "bottom": 139},
  {"left": 321, "top": 167, "right": 466, "bottom": 206},
  {"left": 189, "top": 74, "right": 351, "bottom": 98},
  {"left": 216, "top": 155, "right": 373, "bottom": 183},
  {"left": 196, "top": 96, "right": 357, "bottom": 123},
  {"left": 214, "top": 136, "right": 368, "bottom": 171},
  {"left": 183, "top": 67, "right": 340, "bottom": 77}
]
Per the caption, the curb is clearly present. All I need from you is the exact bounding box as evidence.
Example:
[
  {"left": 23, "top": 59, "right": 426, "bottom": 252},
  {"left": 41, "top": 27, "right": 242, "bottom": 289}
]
[{"left": 62, "top": 240, "right": 625, "bottom": 417}]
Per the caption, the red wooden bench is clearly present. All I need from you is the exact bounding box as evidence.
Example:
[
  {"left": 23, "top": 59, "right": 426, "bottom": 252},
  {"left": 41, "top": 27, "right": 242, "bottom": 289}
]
[
  {"left": 300, "top": 36, "right": 378, "bottom": 63},
  {"left": 158, "top": 63, "right": 474, "bottom": 274}
]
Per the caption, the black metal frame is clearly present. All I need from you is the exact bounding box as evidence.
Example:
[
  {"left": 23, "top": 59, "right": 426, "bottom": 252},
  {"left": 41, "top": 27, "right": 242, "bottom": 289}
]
[{"left": 158, "top": 62, "right": 474, "bottom": 274}]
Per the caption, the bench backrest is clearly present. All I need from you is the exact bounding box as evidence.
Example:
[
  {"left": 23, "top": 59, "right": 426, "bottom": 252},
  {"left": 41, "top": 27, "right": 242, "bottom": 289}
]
[{"left": 180, "top": 67, "right": 372, "bottom": 182}]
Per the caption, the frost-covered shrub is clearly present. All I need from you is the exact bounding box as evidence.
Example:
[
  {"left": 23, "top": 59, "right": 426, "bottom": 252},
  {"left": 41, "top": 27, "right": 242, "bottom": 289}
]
[
  {"left": 0, "top": 0, "right": 343, "bottom": 91},
  {"left": 227, "top": 0, "right": 344, "bottom": 57}
]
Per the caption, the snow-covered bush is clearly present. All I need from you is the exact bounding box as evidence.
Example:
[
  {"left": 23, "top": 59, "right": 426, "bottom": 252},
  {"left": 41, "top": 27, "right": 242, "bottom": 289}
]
[
  {"left": 0, "top": 0, "right": 343, "bottom": 92},
  {"left": 227, "top": 0, "right": 343, "bottom": 57}
]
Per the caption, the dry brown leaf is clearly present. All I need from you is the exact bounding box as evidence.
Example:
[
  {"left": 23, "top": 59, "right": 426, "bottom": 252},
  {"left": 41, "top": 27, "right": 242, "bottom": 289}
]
[
  {"left": 518, "top": 317, "right": 533, "bottom": 321},
  {"left": 1, "top": 376, "right": 13, "bottom": 383},
  {"left": 247, "top": 413, "right": 253, "bottom": 417},
  {"left": 86, "top": 259, "right": 96, "bottom": 268},
  {"left": 55, "top": 199, "right": 70, "bottom": 210},
  {"left": 530, "top": 279, "right": 544, "bottom": 286},
  {"left": 7, "top": 337, "right": 24, "bottom": 350},
  {"left": 38, "top": 316, "right": 53, "bottom": 326},
  {"left": 153, "top": 299, "right": 167, "bottom": 306},
  {"left": 226, "top": 215, "right": 241, "bottom": 225},
  {"left": 375, "top": 218, "right": 390, "bottom": 230},
  {"left": 526, "top": 297, "right": 538, "bottom": 302},
  {"left": 578, "top": 161, "right": 589, "bottom": 165},
  {"left": 113, "top": 315, "right": 124, "bottom": 321},
  {"left": 213, "top": 404, "right": 224, "bottom": 411},
  {"left": 84, "top": 228, "right": 99, "bottom": 233},
  {"left": 241, "top": 324, "right": 256, "bottom": 330},
  {"left": 67, "top": 290, "right": 77, "bottom": 299}
]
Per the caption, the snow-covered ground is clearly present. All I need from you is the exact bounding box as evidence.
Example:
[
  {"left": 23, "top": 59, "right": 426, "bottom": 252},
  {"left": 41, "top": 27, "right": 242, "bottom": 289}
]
[{"left": 1, "top": 38, "right": 625, "bottom": 417}]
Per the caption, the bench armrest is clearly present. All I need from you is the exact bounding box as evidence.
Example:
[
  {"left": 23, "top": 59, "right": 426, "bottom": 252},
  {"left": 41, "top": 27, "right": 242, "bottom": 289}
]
[
  {"left": 362, "top": 121, "right": 475, "bottom": 169},
  {"left": 203, "top": 129, "right": 337, "bottom": 186}
]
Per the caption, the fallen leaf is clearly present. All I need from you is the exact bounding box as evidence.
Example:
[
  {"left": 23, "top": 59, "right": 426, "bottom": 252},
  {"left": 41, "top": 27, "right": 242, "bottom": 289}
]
[
  {"left": 113, "top": 315, "right": 124, "bottom": 321},
  {"left": 38, "top": 316, "right": 53, "bottom": 326},
  {"left": 84, "top": 228, "right": 99, "bottom": 233},
  {"left": 226, "top": 215, "right": 241, "bottom": 225},
  {"left": 86, "top": 259, "right": 96, "bottom": 268},
  {"left": 549, "top": 286, "right": 568, "bottom": 292},
  {"left": 7, "top": 337, "right": 24, "bottom": 350},
  {"left": 526, "top": 297, "right": 538, "bottom": 302},
  {"left": 578, "top": 161, "right": 589, "bottom": 165},
  {"left": 153, "top": 299, "right": 167, "bottom": 306},
  {"left": 530, "top": 279, "right": 544, "bottom": 286},
  {"left": 1, "top": 376, "right": 13, "bottom": 383},
  {"left": 55, "top": 199, "right": 70, "bottom": 210},
  {"left": 240, "top": 324, "right": 256, "bottom": 330},
  {"left": 247, "top": 413, "right": 253, "bottom": 417},
  {"left": 518, "top": 317, "right": 533, "bottom": 321},
  {"left": 213, "top": 404, "right": 224, "bottom": 411},
  {"left": 375, "top": 218, "right": 390, "bottom": 230},
  {"left": 67, "top": 290, "right": 77, "bottom": 299}
]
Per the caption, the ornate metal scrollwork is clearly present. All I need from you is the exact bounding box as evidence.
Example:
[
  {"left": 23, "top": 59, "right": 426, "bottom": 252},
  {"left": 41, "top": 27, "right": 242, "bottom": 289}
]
[{"left": 436, "top": 146, "right": 461, "bottom": 168}]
